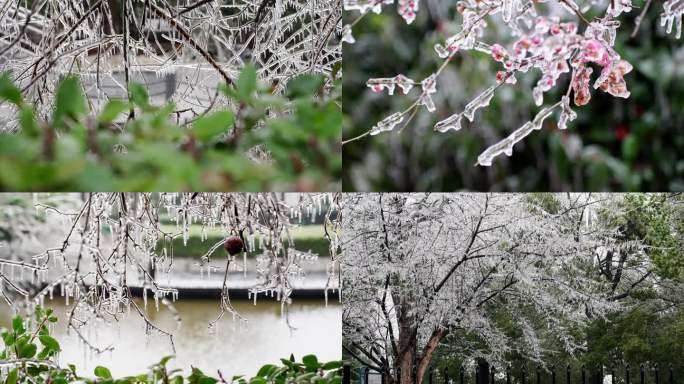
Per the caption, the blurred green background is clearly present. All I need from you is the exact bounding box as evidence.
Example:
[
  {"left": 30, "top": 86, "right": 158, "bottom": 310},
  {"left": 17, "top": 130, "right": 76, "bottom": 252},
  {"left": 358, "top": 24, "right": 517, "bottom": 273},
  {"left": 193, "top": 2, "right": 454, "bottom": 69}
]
[{"left": 342, "top": 1, "right": 684, "bottom": 191}]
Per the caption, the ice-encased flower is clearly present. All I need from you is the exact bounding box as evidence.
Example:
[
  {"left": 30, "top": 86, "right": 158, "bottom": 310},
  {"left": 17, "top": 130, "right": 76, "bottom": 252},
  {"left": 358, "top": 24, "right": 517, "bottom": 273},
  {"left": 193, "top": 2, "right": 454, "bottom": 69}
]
[
  {"left": 597, "top": 60, "right": 633, "bottom": 98},
  {"left": 398, "top": 0, "right": 420, "bottom": 24}
]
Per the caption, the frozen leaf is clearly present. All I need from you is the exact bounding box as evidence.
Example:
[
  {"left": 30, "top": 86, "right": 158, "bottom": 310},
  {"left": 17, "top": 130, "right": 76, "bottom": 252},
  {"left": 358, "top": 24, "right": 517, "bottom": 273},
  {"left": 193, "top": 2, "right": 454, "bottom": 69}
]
[
  {"left": 434, "top": 113, "right": 464, "bottom": 133},
  {"left": 342, "top": 25, "right": 356, "bottom": 44},
  {"left": 572, "top": 66, "right": 593, "bottom": 106},
  {"left": 367, "top": 75, "right": 415, "bottom": 95},
  {"left": 597, "top": 60, "right": 633, "bottom": 98},
  {"left": 418, "top": 74, "right": 437, "bottom": 112},
  {"left": 370, "top": 112, "right": 405, "bottom": 135}
]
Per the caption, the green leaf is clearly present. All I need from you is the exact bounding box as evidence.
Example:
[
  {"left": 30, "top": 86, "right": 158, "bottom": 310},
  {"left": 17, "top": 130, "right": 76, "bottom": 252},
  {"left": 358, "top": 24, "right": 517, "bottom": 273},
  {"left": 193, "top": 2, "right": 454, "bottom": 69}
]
[
  {"left": 48, "top": 315, "right": 58, "bottom": 323},
  {"left": 95, "top": 366, "right": 113, "bottom": 379},
  {"left": 2, "top": 331, "right": 15, "bottom": 346},
  {"left": 19, "top": 106, "right": 39, "bottom": 137},
  {"left": 0, "top": 72, "right": 22, "bottom": 105},
  {"left": 12, "top": 316, "right": 24, "bottom": 334},
  {"left": 99, "top": 100, "right": 130, "bottom": 124},
  {"left": 158, "top": 355, "right": 175, "bottom": 366},
  {"left": 256, "top": 364, "right": 277, "bottom": 378},
  {"left": 37, "top": 347, "right": 50, "bottom": 359},
  {"left": 6, "top": 368, "right": 18, "bottom": 384},
  {"left": 621, "top": 134, "right": 639, "bottom": 162},
  {"left": 128, "top": 83, "right": 149, "bottom": 108},
  {"left": 237, "top": 65, "right": 257, "bottom": 100},
  {"left": 192, "top": 111, "right": 234, "bottom": 141},
  {"left": 53, "top": 76, "right": 87, "bottom": 125},
  {"left": 18, "top": 342, "right": 37, "bottom": 358},
  {"left": 287, "top": 74, "right": 325, "bottom": 98},
  {"left": 296, "top": 373, "right": 317, "bottom": 382},
  {"left": 280, "top": 359, "right": 295, "bottom": 369},
  {"left": 302, "top": 355, "right": 319, "bottom": 371},
  {"left": 39, "top": 334, "right": 60, "bottom": 351},
  {"left": 198, "top": 377, "right": 217, "bottom": 384},
  {"left": 321, "top": 361, "right": 342, "bottom": 370}
]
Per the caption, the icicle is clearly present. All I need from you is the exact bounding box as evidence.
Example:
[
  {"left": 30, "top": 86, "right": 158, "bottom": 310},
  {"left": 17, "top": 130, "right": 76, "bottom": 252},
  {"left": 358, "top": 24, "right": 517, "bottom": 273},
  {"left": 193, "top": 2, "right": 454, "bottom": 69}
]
[
  {"left": 477, "top": 102, "right": 558, "bottom": 166},
  {"left": 463, "top": 86, "right": 496, "bottom": 122},
  {"left": 558, "top": 95, "right": 577, "bottom": 129}
]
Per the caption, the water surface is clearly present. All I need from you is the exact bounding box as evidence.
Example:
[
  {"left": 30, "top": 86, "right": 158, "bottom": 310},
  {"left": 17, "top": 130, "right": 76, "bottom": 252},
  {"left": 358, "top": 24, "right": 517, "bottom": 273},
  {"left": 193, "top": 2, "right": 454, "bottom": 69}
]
[{"left": 0, "top": 298, "right": 341, "bottom": 378}]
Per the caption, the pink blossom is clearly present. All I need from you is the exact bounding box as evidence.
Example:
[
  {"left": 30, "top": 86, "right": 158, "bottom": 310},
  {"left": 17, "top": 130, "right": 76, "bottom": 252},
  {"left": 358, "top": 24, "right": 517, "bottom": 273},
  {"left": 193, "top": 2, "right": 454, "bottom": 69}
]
[
  {"left": 583, "top": 40, "right": 605, "bottom": 63},
  {"left": 572, "top": 66, "right": 593, "bottom": 106},
  {"left": 490, "top": 44, "right": 507, "bottom": 62}
]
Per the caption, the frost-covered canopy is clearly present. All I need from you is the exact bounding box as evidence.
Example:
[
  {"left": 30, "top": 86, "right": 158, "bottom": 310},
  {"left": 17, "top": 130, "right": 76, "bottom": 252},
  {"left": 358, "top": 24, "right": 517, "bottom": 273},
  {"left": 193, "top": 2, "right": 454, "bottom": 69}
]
[{"left": 341, "top": 193, "right": 662, "bottom": 384}]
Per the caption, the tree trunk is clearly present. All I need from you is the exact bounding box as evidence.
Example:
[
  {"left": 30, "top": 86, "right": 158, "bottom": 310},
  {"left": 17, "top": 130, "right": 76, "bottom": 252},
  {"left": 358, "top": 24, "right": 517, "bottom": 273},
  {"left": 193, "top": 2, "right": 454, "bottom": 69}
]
[
  {"left": 395, "top": 307, "right": 447, "bottom": 384},
  {"left": 396, "top": 298, "right": 417, "bottom": 384},
  {"left": 476, "top": 359, "right": 490, "bottom": 384},
  {"left": 398, "top": 349, "right": 415, "bottom": 384},
  {"left": 383, "top": 372, "right": 396, "bottom": 384},
  {"left": 416, "top": 329, "right": 448, "bottom": 384}
]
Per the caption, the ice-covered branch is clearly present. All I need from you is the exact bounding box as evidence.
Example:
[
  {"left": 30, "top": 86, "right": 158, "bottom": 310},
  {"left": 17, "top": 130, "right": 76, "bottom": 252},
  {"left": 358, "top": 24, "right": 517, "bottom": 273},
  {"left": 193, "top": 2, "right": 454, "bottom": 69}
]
[{"left": 342, "top": 0, "right": 684, "bottom": 166}]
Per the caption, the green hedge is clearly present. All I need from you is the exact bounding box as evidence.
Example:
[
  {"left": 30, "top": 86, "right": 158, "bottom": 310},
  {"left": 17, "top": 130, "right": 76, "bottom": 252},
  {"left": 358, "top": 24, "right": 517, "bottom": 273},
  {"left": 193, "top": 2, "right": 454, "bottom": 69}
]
[{"left": 156, "top": 236, "right": 329, "bottom": 259}]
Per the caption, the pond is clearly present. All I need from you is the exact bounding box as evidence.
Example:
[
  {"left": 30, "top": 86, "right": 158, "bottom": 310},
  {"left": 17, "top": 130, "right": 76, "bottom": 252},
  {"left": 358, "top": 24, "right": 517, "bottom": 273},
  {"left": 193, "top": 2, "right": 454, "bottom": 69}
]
[{"left": 0, "top": 298, "right": 341, "bottom": 378}]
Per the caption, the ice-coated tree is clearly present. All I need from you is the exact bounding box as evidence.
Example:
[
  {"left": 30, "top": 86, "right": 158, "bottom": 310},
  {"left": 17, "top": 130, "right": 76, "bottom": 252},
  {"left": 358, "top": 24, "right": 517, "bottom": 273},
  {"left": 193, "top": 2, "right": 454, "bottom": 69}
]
[
  {"left": 0, "top": 192, "right": 341, "bottom": 353},
  {"left": 0, "top": 0, "right": 341, "bottom": 125},
  {"left": 342, "top": 0, "right": 683, "bottom": 166},
  {"left": 340, "top": 193, "right": 659, "bottom": 384}
]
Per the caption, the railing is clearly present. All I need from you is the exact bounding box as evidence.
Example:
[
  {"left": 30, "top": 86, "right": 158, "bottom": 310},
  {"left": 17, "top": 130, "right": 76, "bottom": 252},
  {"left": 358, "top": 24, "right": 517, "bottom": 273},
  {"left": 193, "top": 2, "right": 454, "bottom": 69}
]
[{"left": 342, "top": 364, "right": 679, "bottom": 384}]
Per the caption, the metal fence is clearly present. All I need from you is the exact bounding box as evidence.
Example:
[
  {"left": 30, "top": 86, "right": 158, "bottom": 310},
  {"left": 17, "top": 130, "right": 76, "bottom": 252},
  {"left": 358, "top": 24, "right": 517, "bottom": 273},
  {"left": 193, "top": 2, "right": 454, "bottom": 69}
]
[{"left": 342, "top": 364, "right": 680, "bottom": 384}]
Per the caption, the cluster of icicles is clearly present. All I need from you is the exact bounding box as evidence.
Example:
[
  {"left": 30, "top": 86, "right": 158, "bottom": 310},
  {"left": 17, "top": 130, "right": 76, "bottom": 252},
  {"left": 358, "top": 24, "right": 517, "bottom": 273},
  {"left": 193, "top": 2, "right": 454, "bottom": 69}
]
[
  {"left": 0, "top": 193, "right": 341, "bottom": 356},
  {"left": 0, "top": 0, "right": 341, "bottom": 126},
  {"left": 344, "top": 0, "right": 684, "bottom": 167}
]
